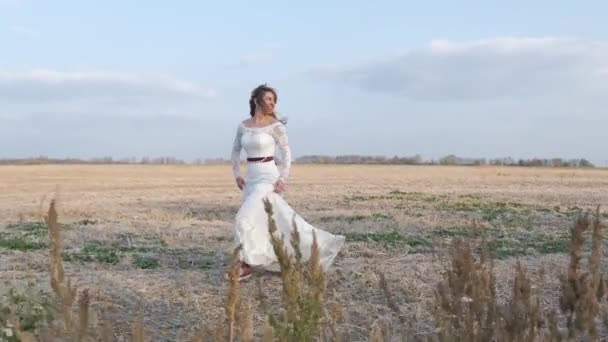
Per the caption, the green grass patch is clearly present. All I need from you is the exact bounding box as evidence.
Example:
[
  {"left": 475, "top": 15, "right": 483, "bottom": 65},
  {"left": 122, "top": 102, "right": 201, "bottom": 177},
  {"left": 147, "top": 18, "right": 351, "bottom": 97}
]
[
  {"left": 487, "top": 236, "right": 570, "bottom": 259},
  {"left": 342, "top": 226, "right": 571, "bottom": 258},
  {"left": 63, "top": 244, "right": 168, "bottom": 264},
  {"left": 0, "top": 237, "right": 47, "bottom": 250},
  {"left": 389, "top": 190, "right": 447, "bottom": 203},
  {"left": 62, "top": 237, "right": 169, "bottom": 266},
  {"left": 6, "top": 221, "right": 47, "bottom": 233},
  {"left": 318, "top": 213, "right": 394, "bottom": 223},
  {"left": 347, "top": 191, "right": 451, "bottom": 203},
  {"left": 431, "top": 226, "right": 485, "bottom": 238},
  {"left": 438, "top": 199, "right": 524, "bottom": 212},
  {"left": 562, "top": 206, "right": 584, "bottom": 218},
  {"left": 436, "top": 198, "right": 531, "bottom": 222},
  {"left": 109, "top": 235, "right": 168, "bottom": 252},
  {"left": 116, "top": 245, "right": 167, "bottom": 253},
  {"left": 343, "top": 231, "right": 431, "bottom": 249},
  {"left": 0, "top": 222, "right": 49, "bottom": 251},
  {"left": 133, "top": 255, "right": 160, "bottom": 269},
  {"left": 458, "top": 194, "right": 482, "bottom": 200},
  {"left": 345, "top": 195, "right": 396, "bottom": 202},
  {"left": 389, "top": 191, "right": 482, "bottom": 203},
  {"left": 348, "top": 191, "right": 546, "bottom": 224},
  {"left": 178, "top": 258, "right": 215, "bottom": 269},
  {"left": 62, "top": 242, "right": 122, "bottom": 264}
]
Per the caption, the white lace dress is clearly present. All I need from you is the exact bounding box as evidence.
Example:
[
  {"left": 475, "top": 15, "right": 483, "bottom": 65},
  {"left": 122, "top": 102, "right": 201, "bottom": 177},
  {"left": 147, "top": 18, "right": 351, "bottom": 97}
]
[{"left": 231, "top": 121, "right": 345, "bottom": 271}]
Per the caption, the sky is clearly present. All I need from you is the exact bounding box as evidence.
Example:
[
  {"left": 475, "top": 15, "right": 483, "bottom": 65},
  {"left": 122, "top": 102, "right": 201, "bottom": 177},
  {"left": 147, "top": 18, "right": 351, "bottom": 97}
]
[{"left": 1, "top": 0, "right": 607, "bottom": 165}]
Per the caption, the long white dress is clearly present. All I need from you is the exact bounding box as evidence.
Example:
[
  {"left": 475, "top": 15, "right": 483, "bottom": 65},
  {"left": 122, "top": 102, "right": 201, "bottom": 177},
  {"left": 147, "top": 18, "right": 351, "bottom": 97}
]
[{"left": 231, "top": 121, "right": 345, "bottom": 271}]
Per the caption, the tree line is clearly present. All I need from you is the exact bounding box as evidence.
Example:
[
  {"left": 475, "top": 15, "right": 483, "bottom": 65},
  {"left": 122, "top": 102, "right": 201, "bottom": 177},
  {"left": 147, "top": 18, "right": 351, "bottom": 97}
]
[
  {"left": 0, "top": 154, "right": 596, "bottom": 168},
  {"left": 295, "top": 154, "right": 595, "bottom": 168}
]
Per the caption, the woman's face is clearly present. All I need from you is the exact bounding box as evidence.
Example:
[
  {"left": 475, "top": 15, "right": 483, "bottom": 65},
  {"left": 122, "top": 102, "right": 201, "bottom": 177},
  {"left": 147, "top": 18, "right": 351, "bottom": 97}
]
[{"left": 257, "top": 91, "right": 276, "bottom": 115}]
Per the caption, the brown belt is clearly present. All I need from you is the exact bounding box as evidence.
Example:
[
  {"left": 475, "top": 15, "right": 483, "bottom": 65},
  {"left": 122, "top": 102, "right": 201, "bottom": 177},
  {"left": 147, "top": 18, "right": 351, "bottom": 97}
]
[{"left": 247, "top": 156, "right": 274, "bottom": 163}]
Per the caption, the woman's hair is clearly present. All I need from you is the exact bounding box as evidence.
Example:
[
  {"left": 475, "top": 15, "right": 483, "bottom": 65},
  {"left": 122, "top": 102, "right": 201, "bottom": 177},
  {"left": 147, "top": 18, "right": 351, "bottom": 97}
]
[{"left": 249, "top": 84, "right": 285, "bottom": 123}]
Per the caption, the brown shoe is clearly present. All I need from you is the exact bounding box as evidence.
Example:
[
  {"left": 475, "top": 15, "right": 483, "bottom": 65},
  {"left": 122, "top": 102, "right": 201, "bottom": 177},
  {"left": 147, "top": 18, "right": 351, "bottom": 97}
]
[{"left": 239, "top": 262, "right": 252, "bottom": 281}]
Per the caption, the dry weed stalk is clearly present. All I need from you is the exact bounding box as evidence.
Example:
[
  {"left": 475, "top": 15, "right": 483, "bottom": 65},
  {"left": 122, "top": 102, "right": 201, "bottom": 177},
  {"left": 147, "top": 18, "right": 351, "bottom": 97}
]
[
  {"left": 496, "top": 261, "right": 544, "bottom": 342},
  {"left": 326, "top": 300, "right": 344, "bottom": 342},
  {"left": 433, "top": 239, "right": 497, "bottom": 342},
  {"left": 45, "top": 200, "right": 64, "bottom": 295},
  {"left": 46, "top": 199, "right": 77, "bottom": 336},
  {"left": 429, "top": 207, "right": 607, "bottom": 342},
  {"left": 189, "top": 324, "right": 206, "bottom": 342},
  {"left": 214, "top": 243, "right": 258, "bottom": 342},
  {"left": 239, "top": 300, "right": 254, "bottom": 342},
  {"left": 76, "top": 288, "right": 90, "bottom": 341},
  {"left": 213, "top": 318, "right": 226, "bottom": 342},
  {"left": 44, "top": 199, "right": 98, "bottom": 341},
  {"left": 100, "top": 318, "right": 113, "bottom": 342},
  {"left": 433, "top": 238, "right": 559, "bottom": 342},
  {"left": 368, "top": 320, "right": 385, "bottom": 342},
  {"left": 225, "top": 245, "right": 242, "bottom": 342},
  {"left": 42, "top": 199, "right": 147, "bottom": 341},
  {"left": 558, "top": 206, "right": 606, "bottom": 340},
  {"left": 262, "top": 317, "right": 274, "bottom": 342},
  {"left": 131, "top": 313, "right": 145, "bottom": 342},
  {"left": 376, "top": 270, "right": 419, "bottom": 341},
  {"left": 263, "top": 198, "right": 329, "bottom": 341},
  {"left": 258, "top": 280, "right": 275, "bottom": 341}
]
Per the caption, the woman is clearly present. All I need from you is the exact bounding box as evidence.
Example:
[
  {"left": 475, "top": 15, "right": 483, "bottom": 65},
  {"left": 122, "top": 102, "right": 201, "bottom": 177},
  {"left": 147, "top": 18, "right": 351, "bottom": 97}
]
[{"left": 231, "top": 84, "right": 345, "bottom": 280}]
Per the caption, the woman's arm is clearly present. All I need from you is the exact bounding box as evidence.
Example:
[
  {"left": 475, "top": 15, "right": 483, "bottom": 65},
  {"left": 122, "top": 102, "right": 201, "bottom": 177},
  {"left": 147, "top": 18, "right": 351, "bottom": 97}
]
[
  {"left": 271, "top": 123, "right": 292, "bottom": 184},
  {"left": 231, "top": 125, "right": 245, "bottom": 188}
]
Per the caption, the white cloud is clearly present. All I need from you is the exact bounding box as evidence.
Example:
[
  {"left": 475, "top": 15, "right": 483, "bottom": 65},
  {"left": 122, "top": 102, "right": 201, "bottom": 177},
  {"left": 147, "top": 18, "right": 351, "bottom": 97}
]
[
  {"left": 0, "top": 69, "right": 216, "bottom": 119},
  {"left": 314, "top": 37, "right": 608, "bottom": 103},
  {"left": 0, "top": 69, "right": 215, "bottom": 100},
  {"left": 9, "top": 25, "right": 38, "bottom": 38}
]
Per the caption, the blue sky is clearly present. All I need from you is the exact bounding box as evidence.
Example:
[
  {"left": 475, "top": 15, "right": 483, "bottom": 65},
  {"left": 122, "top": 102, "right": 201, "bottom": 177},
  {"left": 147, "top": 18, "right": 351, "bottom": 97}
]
[{"left": 2, "top": 1, "right": 607, "bottom": 165}]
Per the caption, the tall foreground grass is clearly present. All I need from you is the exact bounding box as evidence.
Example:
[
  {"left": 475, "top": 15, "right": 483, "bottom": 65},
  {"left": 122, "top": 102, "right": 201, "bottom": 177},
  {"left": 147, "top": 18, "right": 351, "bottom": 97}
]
[{"left": 1, "top": 200, "right": 606, "bottom": 341}]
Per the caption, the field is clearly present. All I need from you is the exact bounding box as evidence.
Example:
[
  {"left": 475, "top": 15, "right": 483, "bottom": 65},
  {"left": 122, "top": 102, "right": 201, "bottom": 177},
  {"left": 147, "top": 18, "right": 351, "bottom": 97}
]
[{"left": 1, "top": 164, "right": 608, "bottom": 340}]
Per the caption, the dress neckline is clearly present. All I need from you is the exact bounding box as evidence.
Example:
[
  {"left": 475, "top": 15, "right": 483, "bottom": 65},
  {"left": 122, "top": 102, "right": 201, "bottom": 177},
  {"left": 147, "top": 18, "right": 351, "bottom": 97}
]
[{"left": 240, "top": 121, "right": 281, "bottom": 129}]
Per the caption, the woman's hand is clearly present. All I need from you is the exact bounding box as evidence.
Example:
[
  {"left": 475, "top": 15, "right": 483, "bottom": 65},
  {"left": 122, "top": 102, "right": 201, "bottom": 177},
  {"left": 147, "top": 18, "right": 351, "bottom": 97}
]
[
  {"left": 273, "top": 180, "right": 287, "bottom": 194},
  {"left": 236, "top": 176, "right": 246, "bottom": 190}
]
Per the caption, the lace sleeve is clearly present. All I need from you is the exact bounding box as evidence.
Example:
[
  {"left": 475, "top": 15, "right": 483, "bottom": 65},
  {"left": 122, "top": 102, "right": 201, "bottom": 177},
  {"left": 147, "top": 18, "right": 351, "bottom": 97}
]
[
  {"left": 271, "top": 123, "right": 292, "bottom": 182},
  {"left": 231, "top": 124, "right": 244, "bottom": 178}
]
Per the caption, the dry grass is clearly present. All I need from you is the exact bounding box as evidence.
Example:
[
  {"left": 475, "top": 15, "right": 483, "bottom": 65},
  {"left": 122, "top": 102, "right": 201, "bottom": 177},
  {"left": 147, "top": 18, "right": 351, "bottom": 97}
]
[{"left": 1, "top": 164, "right": 608, "bottom": 340}]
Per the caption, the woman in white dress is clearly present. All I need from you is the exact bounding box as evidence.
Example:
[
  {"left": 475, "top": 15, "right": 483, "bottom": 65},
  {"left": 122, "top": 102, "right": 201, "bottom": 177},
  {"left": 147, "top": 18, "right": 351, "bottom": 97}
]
[{"left": 231, "top": 84, "right": 345, "bottom": 280}]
